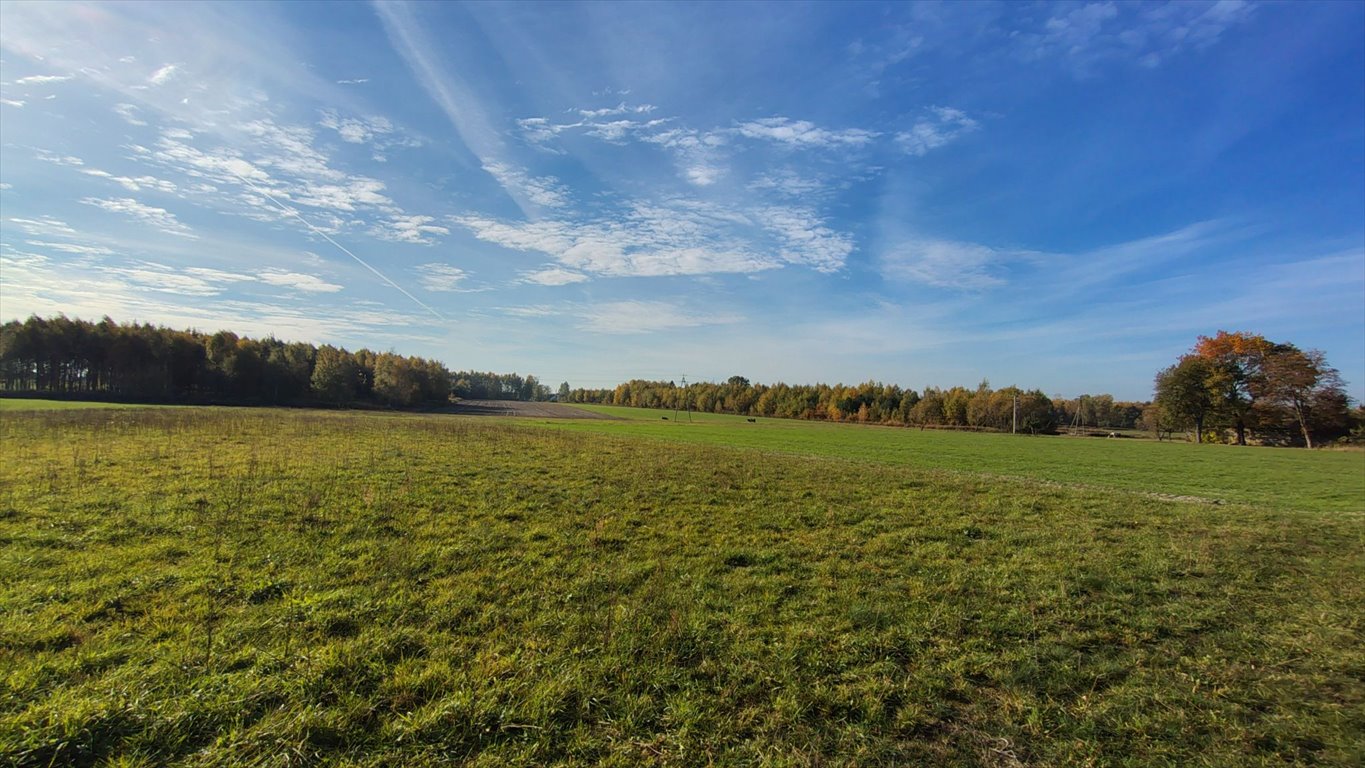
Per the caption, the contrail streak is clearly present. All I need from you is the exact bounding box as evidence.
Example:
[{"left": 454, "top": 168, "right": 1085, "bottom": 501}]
[{"left": 228, "top": 169, "right": 445, "bottom": 321}]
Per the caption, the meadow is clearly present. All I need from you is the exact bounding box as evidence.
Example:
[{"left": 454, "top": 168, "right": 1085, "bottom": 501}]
[{"left": 1, "top": 402, "right": 1362, "bottom": 766}]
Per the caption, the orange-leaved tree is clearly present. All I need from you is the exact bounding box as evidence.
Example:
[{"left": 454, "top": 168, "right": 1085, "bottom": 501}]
[{"left": 1192, "top": 331, "right": 1271, "bottom": 445}]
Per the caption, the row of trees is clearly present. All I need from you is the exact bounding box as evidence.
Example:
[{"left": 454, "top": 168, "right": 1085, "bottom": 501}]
[
  {"left": 451, "top": 371, "right": 552, "bottom": 402},
  {"left": 1151, "top": 331, "right": 1354, "bottom": 447},
  {"left": 4, "top": 317, "right": 1355, "bottom": 445},
  {"left": 566, "top": 377, "right": 1145, "bottom": 433},
  {"left": 0, "top": 316, "right": 455, "bottom": 408}
]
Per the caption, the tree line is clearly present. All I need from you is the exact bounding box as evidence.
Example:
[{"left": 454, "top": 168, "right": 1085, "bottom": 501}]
[
  {"left": 451, "top": 371, "right": 552, "bottom": 402},
  {"left": 5, "top": 316, "right": 1356, "bottom": 446},
  {"left": 0, "top": 315, "right": 460, "bottom": 408},
  {"left": 565, "top": 377, "right": 1149, "bottom": 433},
  {"left": 1150, "top": 331, "right": 1356, "bottom": 447}
]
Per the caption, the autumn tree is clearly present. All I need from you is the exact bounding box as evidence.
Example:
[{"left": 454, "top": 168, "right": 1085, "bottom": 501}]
[
  {"left": 1193, "top": 331, "right": 1272, "bottom": 445},
  {"left": 311, "top": 345, "right": 358, "bottom": 405}
]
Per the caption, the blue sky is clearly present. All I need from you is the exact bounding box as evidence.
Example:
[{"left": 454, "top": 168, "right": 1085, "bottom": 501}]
[{"left": 2, "top": 0, "right": 1362, "bottom": 400}]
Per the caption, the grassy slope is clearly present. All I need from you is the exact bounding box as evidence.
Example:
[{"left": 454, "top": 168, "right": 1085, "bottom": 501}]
[
  {"left": 549, "top": 404, "right": 1365, "bottom": 514},
  {"left": 1, "top": 408, "right": 1362, "bottom": 767}
]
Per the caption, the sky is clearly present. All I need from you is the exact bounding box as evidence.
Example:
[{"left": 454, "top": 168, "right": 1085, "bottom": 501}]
[{"left": 1, "top": 0, "right": 1362, "bottom": 400}]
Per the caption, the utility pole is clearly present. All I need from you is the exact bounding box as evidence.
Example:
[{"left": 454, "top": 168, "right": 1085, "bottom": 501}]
[
  {"left": 1012, "top": 392, "right": 1018, "bottom": 434},
  {"left": 675, "top": 375, "right": 683, "bottom": 422}
]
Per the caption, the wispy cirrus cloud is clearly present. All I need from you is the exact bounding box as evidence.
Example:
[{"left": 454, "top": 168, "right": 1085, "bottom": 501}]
[
  {"left": 481, "top": 161, "right": 570, "bottom": 208},
  {"left": 577, "top": 102, "right": 657, "bottom": 118},
  {"left": 81, "top": 168, "right": 178, "bottom": 193},
  {"left": 520, "top": 265, "right": 589, "bottom": 286},
  {"left": 879, "top": 220, "right": 1241, "bottom": 293},
  {"left": 1020, "top": 0, "right": 1257, "bottom": 74},
  {"left": 735, "top": 117, "right": 878, "bottom": 148},
  {"left": 880, "top": 238, "right": 1018, "bottom": 289},
  {"left": 577, "top": 300, "right": 742, "bottom": 335},
  {"left": 13, "top": 74, "right": 72, "bottom": 85},
  {"left": 896, "top": 106, "right": 978, "bottom": 156},
  {"left": 378, "top": 215, "right": 449, "bottom": 245},
  {"left": 147, "top": 63, "right": 180, "bottom": 86},
  {"left": 23, "top": 240, "right": 113, "bottom": 256},
  {"left": 80, "top": 196, "right": 197, "bottom": 238},
  {"left": 257, "top": 268, "right": 343, "bottom": 293},
  {"left": 415, "top": 262, "right": 468, "bottom": 292},
  {"left": 7, "top": 216, "right": 79, "bottom": 237},
  {"left": 318, "top": 109, "right": 421, "bottom": 161},
  {"left": 453, "top": 195, "right": 852, "bottom": 279},
  {"left": 112, "top": 103, "right": 147, "bottom": 125}
]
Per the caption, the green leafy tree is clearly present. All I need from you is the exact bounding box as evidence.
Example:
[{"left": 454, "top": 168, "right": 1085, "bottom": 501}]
[
  {"left": 1154, "top": 356, "right": 1215, "bottom": 442},
  {"left": 1259, "top": 345, "right": 1347, "bottom": 448}
]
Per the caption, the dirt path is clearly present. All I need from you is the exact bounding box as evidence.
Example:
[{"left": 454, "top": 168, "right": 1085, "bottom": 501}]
[{"left": 437, "top": 399, "right": 620, "bottom": 419}]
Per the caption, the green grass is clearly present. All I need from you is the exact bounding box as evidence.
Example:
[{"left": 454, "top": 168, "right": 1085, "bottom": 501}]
[
  {"left": 0, "top": 398, "right": 159, "bottom": 411},
  {"left": 1, "top": 407, "right": 1362, "bottom": 767},
  {"left": 545, "top": 404, "right": 1365, "bottom": 513}
]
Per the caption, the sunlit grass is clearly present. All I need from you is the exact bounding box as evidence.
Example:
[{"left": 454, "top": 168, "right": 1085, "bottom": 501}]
[
  {"left": 548, "top": 404, "right": 1365, "bottom": 513},
  {"left": 1, "top": 407, "right": 1361, "bottom": 766}
]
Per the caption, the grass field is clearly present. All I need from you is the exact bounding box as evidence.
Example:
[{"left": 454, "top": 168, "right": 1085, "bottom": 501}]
[
  {"left": 1, "top": 405, "right": 1362, "bottom": 766},
  {"left": 0, "top": 398, "right": 158, "bottom": 412},
  {"left": 542, "top": 405, "right": 1365, "bottom": 514}
]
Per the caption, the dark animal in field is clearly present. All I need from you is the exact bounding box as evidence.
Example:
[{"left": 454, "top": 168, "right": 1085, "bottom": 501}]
[
  {"left": 747, "top": 418, "right": 756, "bottom": 423},
  {"left": 662, "top": 416, "right": 668, "bottom": 420}
]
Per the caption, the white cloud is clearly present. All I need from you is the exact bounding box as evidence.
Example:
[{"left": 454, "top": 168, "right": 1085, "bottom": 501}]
[
  {"left": 749, "top": 171, "right": 825, "bottom": 197},
  {"left": 376, "top": 214, "right": 449, "bottom": 244},
  {"left": 577, "top": 102, "right": 656, "bottom": 118},
  {"left": 1022, "top": 0, "right": 1256, "bottom": 73},
  {"left": 81, "top": 168, "right": 178, "bottom": 193},
  {"left": 257, "top": 269, "right": 343, "bottom": 293},
  {"left": 521, "top": 266, "right": 589, "bottom": 286},
  {"left": 1, "top": 99, "right": 25, "bottom": 108},
  {"left": 185, "top": 266, "right": 256, "bottom": 283},
  {"left": 7, "top": 216, "right": 78, "bottom": 237},
  {"left": 148, "top": 63, "right": 180, "bottom": 85},
  {"left": 684, "top": 164, "right": 723, "bottom": 187},
  {"left": 880, "top": 239, "right": 1012, "bottom": 289},
  {"left": 115, "top": 265, "right": 224, "bottom": 295},
  {"left": 23, "top": 240, "right": 113, "bottom": 256},
  {"left": 415, "top": 262, "right": 467, "bottom": 291},
  {"left": 896, "top": 106, "right": 978, "bottom": 156},
  {"left": 112, "top": 103, "right": 147, "bottom": 125},
  {"left": 453, "top": 197, "right": 853, "bottom": 279},
  {"left": 735, "top": 117, "right": 878, "bottom": 148},
  {"left": 499, "top": 305, "right": 558, "bottom": 318},
  {"left": 754, "top": 207, "right": 854, "bottom": 273},
  {"left": 80, "top": 197, "right": 197, "bottom": 238},
  {"left": 481, "top": 161, "right": 569, "bottom": 208},
  {"left": 577, "top": 300, "right": 741, "bottom": 335},
  {"left": 35, "top": 150, "right": 84, "bottom": 166},
  {"left": 642, "top": 127, "right": 728, "bottom": 186},
  {"left": 336, "top": 78, "right": 370, "bottom": 85},
  {"left": 318, "top": 110, "right": 406, "bottom": 149},
  {"left": 14, "top": 74, "right": 72, "bottom": 85}
]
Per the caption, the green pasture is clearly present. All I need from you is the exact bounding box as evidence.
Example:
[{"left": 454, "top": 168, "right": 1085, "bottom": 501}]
[
  {"left": 0, "top": 398, "right": 156, "bottom": 412},
  {"left": 548, "top": 404, "right": 1365, "bottom": 514},
  {"left": 1, "top": 407, "right": 1362, "bottom": 766}
]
